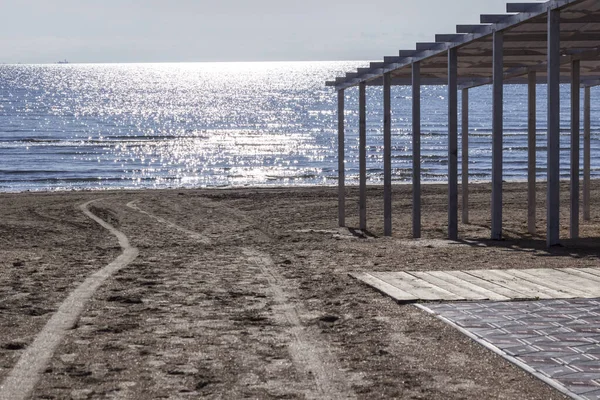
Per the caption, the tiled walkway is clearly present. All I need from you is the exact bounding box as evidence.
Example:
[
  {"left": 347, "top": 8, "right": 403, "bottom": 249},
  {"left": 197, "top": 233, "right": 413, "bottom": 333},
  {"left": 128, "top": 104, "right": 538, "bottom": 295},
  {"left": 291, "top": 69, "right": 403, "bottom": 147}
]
[{"left": 421, "top": 300, "right": 600, "bottom": 400}]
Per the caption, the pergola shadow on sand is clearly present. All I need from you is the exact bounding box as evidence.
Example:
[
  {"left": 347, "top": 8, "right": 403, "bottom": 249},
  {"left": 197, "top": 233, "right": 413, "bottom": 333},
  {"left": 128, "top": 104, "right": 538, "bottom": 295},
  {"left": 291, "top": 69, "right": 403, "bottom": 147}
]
[{"left": 327, "top": 0, "right": 600, "bottom": 247}]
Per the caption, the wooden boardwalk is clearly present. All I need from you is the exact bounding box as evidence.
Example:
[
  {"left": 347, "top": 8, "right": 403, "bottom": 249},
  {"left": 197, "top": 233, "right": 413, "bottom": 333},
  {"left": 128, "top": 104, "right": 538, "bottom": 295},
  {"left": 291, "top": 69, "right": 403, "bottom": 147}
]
[{"left": 351, "top": 268, "right": 600, "bottom": 303}]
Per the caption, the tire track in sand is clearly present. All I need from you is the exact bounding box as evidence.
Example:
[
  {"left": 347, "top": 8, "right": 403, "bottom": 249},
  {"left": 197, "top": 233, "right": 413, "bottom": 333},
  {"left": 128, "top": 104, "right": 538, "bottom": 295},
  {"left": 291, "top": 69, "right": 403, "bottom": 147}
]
[
  {"left": 241, "top": 247, "right": 355, "bottom": 400},
  {"left": 128, "top": 200, "right": 355, "bottom": 400},
  {"left": 0, "top": 199, "right": 139, "bottom": 400},
  {"left": 126, "top": 200, "right": 211, "bottom": 244}
]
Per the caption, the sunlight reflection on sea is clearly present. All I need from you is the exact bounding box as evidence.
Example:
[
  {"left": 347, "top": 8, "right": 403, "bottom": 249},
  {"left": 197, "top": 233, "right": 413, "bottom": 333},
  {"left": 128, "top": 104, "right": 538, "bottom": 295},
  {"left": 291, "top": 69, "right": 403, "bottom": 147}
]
[{"left": 0, "top": 61, "right": 599, "bottom": 191}]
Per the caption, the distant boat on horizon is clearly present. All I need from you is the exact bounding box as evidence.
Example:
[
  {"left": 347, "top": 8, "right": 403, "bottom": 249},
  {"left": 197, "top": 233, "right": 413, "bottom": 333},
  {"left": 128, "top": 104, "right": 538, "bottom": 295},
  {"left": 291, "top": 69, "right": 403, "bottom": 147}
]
[{"left": 57, "top": 59, "right": 69, "bottom": 64}]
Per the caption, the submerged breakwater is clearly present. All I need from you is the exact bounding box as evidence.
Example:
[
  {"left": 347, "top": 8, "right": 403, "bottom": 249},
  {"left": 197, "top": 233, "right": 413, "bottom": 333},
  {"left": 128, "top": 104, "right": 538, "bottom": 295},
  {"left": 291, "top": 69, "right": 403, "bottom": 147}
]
[{"left": 1, "top": 61, "right": 599, "bottom": 191}]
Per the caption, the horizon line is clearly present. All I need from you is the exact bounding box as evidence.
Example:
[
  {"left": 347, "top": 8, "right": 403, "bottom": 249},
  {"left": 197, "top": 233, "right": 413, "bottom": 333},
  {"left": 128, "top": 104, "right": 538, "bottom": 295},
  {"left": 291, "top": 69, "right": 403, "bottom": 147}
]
[{"left": 0, "top": 59, "right": 374, "bottom": 66}]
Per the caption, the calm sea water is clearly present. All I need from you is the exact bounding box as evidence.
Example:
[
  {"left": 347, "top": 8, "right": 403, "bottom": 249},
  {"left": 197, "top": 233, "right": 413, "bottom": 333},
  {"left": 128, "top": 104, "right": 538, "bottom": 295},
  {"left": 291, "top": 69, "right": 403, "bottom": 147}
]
[{"left": 1, "top": 61, "right": 599, "bottom": 192}]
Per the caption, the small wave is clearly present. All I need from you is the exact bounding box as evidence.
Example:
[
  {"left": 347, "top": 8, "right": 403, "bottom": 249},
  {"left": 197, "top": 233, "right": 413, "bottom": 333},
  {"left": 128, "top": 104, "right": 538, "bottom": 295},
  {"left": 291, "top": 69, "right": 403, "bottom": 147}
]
[
  {"left": 0, "top": 169, "right": 68, "bottom": 175},
  {"left": 105, "top": 134, "right": 211, "bottom": 141},
  {"left": 17, "top": 138, "right": 62, "bottom": 143},
  {"left": 0, "top": 175, "right": 182, "bottom": 184}
]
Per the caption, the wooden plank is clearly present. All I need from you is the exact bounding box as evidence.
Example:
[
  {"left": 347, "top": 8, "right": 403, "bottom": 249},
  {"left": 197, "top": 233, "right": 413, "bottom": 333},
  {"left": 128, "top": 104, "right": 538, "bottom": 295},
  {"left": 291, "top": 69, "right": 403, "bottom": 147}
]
[
  {"left": 455, "top": 270, "right": 530, "bottom": 299},
  {"left": 372, "top": 272, "right": 463, "bottom": 301},
  {"left": 565, "top": 267, "right": 600, "bottom": 281},
  {"left": 350, "top": 273, "right": 417, "bottom": 303},
  {"left": 576, "top": 268, "right": 600, "bottom": 279},
  {"left": 548, "top": 269, "right": 600, "bottom": 296},
  {"left": 467, "top": 270, "right": 554, "bottom": 299},
  {"left": 492, "top": 30, "right": 504, "bottom": 241},
  {"left": 383, "top": 73, "right": 392, "bottom": 236},
  {"left": 355, "top": 267, "right": 600, "bottom": 302},
  {"left": 359, "top": 82, "right": 367, "bottom": 231},
  {"left": 522, "top": 268, "right": 600, "bottom": 297},
  {"left": 496, "top": 269, "right": 576, "bottom": 299},
  {"left": 425, "top": 271, "right": 510, "bottom": 301},
  {"left": 410, "top": 271, "right": 485, "bottom": 300},
  {"left": 556, "top": 268, "right": 600, "bottom": 290},
  {"left": 528, "top": 71, "right": 537, "bottom": 235},
  {"left": 507, "top": 269, "right": 590, "bottom": 298}
]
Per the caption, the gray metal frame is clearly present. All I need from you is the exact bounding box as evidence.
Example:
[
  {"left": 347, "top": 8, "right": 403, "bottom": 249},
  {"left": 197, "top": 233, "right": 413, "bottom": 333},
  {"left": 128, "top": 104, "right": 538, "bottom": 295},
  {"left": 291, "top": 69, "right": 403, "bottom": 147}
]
[{"left": 330, "top": 0, "right": 600, "bottom": 246}]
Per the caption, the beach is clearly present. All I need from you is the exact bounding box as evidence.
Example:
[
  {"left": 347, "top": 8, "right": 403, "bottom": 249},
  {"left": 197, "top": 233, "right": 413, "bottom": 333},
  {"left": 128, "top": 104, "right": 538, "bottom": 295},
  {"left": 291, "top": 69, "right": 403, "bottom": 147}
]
[{"left": 2, "top": 182, "right": 599, "bottom": 398}]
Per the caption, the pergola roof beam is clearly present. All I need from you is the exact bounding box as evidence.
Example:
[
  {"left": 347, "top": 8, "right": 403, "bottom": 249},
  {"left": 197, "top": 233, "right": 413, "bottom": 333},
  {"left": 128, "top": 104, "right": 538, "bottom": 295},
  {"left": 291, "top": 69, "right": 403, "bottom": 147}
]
[
  {"left": 506, "top": 3, "right": 546, "bottom": 13},
  {"left": 327, "top": 72, "right": 600, "bottom": 88},
  {"left": 581, "top": 78, "right": 600, "bottom": 86},
  {"left": 416, "top": 42, "right": 448, "bottom": 51},
  {"left": 516, "top": 15, "right": 600, "bottom": 23},
  {"left": 458, "top": 49, "right": 546, "bottom": 56},
  {"left": 481, "top": 14, "right": 516, "bottom": 23},
  {"left": 384, "top": 56, "right": 407, "bottom": 63},
  {"left": 436, "top": 34, "right": 469, "bottom": 43},
  {"left": 399, "top": 50, "right": 419, "bottom": 57},
  {"left": 502, "top": 32, "right": 600, "bottom": 41},
  {"left": 456, "top": 25, "right": 490, "bottom": 34}
]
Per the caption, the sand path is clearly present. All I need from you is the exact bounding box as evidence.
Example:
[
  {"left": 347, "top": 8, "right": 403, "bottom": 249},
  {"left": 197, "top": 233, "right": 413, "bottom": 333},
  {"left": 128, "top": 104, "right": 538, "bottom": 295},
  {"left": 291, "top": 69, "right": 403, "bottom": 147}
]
[
  {"left": 0, "top": 200, "right": 139, "bottom": 400},
  {"left": 127, "top": 200, "right": 355, "bottom": 399},
  {"left": 126, "top": 201, "right": 211, "bottom": 244}
]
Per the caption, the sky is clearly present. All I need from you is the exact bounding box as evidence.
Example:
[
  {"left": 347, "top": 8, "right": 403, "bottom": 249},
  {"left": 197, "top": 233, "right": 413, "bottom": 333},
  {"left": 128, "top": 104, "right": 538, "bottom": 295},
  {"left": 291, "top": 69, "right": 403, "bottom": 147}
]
[{"left": 0, "top": 0, "right": 542, "bottom": 64}]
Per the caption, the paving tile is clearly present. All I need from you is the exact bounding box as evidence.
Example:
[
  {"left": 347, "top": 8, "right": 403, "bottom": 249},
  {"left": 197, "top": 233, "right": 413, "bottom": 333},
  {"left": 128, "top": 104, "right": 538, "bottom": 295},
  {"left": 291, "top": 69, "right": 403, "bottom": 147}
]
[
  {"left": 538, "top": 364, "right": 580, "bottom": 378},
  {"left": 502, "top": 345, "right": 539, "bottom": 356},
  {"left": 575, "top": 345, "right": 600, "bottom": 354},
  {"left": 484, "top": 333, "right": 541, "bottom": 342},
  {"left": 454, "top": 321, "right": 494, "bottom": 329},
  {"left": 534, "top": 342, "right": 592, "bottom": 352},
  {"left": 501, "top": 327, "right": 553, "bottom": 335},
  {"left": 493, "top": 320, "right": 532, "bottom": 328},
  {"left": 561, "top": 372, "right": 600, "bottom": 380},
  {"left": 518, "top": 335, "right": 560, "bottom": 345},
  {"left": 550, "top": 379, "right": 600, "bottom": 395},
  {"left": 526, "top": 350, "right": 581, "bottom": 359},
  {"left": 575, "top": 317, "right": 600, "bottom": 324},
  {"left": 516, "top": 355, "right": 563, "bottom": 368},
  {"left": 424, "top": 299, "right": 600, "bottom": 399},
  {"left": 469, "top": 327, "right": 507, "bottom": 336},
  {"left": 581, "top": 389, "right": 600, "bottom": 400},
  {"left": 536, "top": 327, "right": 575, "bottom": 336},
  {"left": 571, "top": 361, "right": 600, "bottom": 373},
  {"left": 571, "top": 327, "right": 600, "bottom": 334},
  {"left": 557, "top": 353, "right": 597, "bottom": 365},
  {"left": 564, "top": 319, "right": 593, "bottom": 326},
  {"left": 567, "top": 372, "right": 600, "bottom": 379},
  {"left": 552, "top": 332, "right": 600, "bottom": 341}
]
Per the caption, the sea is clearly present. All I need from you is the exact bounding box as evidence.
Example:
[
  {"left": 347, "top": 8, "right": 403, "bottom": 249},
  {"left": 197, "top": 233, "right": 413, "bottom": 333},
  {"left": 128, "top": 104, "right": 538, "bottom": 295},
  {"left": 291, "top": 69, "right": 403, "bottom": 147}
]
[{"left": 1, "top": 61, "right": 599, "bottom": 192}]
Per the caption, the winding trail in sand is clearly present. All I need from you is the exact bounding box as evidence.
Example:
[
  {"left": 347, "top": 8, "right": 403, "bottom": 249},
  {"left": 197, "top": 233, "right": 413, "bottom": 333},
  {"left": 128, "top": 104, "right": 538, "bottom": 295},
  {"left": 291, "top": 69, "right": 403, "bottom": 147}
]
[
  {"left": 126, "top": 200, "right": 211, "bottom": 244},
  {"left": 0, "top": 200, "right": 139, "bottom": 400}
]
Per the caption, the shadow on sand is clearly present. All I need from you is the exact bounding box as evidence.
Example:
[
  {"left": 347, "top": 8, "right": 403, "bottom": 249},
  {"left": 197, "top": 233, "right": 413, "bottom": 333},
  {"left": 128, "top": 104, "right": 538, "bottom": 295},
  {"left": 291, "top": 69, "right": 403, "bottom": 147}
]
[{"left": 457, "top": 223, "right": 600, "bottom": 261}]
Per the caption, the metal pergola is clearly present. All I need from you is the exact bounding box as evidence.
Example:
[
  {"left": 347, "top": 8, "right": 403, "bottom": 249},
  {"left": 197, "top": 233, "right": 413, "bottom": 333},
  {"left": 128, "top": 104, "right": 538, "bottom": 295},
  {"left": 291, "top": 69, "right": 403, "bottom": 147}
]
[{"left": 327, "top": 0, "right": 600, "bottom": 247}]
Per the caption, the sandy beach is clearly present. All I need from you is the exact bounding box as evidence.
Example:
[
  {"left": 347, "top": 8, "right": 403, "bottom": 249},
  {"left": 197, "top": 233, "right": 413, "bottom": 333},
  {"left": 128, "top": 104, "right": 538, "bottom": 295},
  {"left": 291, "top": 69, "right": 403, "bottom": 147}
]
[{"left": 1, "top": 181, "right": 599, "bottom": 399}]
